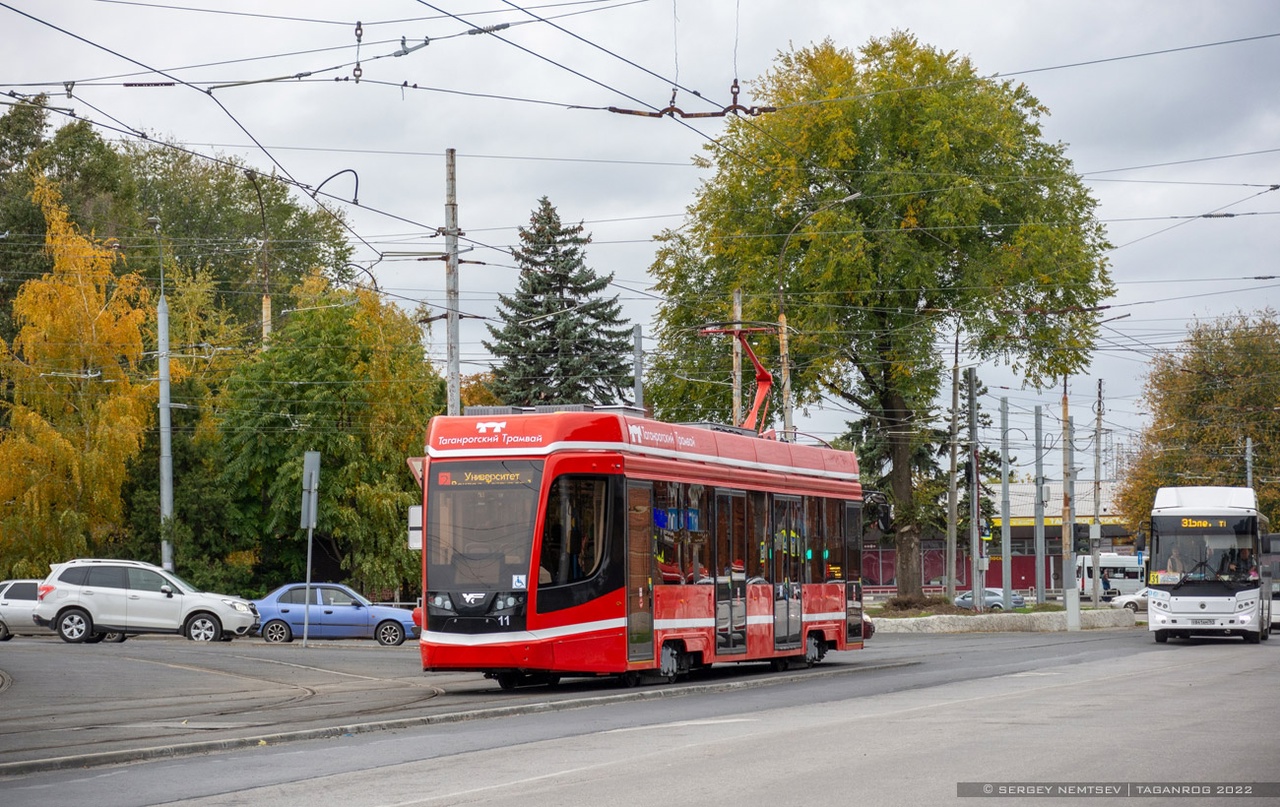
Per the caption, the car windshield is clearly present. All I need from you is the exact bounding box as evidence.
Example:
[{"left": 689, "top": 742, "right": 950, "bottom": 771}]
[{"left": 161, "top": 570, "right": 199, "bottom": 595}]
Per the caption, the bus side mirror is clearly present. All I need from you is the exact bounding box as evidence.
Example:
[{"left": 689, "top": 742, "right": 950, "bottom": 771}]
[{"left": 1135, "top": 521, "right": 1149, "bottom": 554}]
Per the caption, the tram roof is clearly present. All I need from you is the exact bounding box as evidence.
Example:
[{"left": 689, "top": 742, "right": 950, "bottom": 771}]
[{"left": 423, "top": 408, "right": 859, "bottom": 485}]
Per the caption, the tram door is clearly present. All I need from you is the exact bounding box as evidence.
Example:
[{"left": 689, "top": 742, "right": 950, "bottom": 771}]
[
  {"left": 626, "top": 482, "right": 655, "bottom": 663},
  {"left": 772, "top": 495, "right": 803, "bottom": 648},
  {"left": 715, "top": 492, "right": 748, "bottom": 654}
]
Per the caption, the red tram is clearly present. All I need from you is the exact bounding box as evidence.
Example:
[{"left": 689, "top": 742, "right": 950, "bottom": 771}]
[{"left": 413, "top": 406, "right": 867, "bottom": 689}]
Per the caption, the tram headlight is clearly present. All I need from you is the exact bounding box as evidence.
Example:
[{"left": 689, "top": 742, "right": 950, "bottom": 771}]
[
  {"left": 427, "top": 593, "right": 455, "bottom": 613},
  {"left": 489, "top": 593, "right": 525, "bottom": 615}
]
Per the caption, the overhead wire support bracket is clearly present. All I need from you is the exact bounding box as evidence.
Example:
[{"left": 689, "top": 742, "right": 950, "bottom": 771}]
[{"left": 607, "top": 80, "right": 776, "bottom": 119}]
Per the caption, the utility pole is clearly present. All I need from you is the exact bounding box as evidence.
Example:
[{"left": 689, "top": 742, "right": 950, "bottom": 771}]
[
  {"left": 945, "top": 330, "right": 960, "bottom": 602},
  {"left": 444, "top": 148, "right": 460, "bottom": 416},
  {"left": 1063, "top": 378, "right": 1080, "bottom": 630},
  {"left": 1000, "top": 396, "right": 1011, "bottom": 609},
  {"left": 1092, "top": 380, "right": 1104, "bottom": 606},
  {"left": 632, "top": 325, "right": 644, "bottom": 412},
  {"left": 732, "top": 289, "right": 743, "bottom": 426},
  {"left": 148, "top": 216, "right": 174, "bottom": 572},
  {"left": 968, "top": 368, "right": 982, "bottom": 612},
  {"left": 1034, "top": 405, "right": 1046, "bottom": 604}
]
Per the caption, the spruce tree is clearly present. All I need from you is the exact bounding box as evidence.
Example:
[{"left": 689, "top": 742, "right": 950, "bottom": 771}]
[{"left": 484, "top": 197, "right": 633, "bottom": 407}]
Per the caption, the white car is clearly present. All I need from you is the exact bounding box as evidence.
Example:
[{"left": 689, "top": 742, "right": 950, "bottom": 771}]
[
  {"left": 1110, "top": 587, "right": 1150, "bottom": 613},
  {"left": 0, "top": 579, "right": 43, "bottom": 640},
  {"left": 34, "top": 559, "right": 259, "bottom": 643}
]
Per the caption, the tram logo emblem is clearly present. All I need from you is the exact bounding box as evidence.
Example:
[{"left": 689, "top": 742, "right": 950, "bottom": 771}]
[
  {"left": 628, "top": 424, "right": 644, "bottom": 443},
  {"left": 476, "top": 421, "right": 507, "bottom": 434},
  {"left": 461, "top": 592, "right": 485, "bottom": 605}
]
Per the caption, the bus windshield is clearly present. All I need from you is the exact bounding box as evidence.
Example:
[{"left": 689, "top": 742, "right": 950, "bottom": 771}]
[
  {"left": 1150, "top": 515, "right": 1259, "bottom": 585},
  {"left": 426, "top": 460, "right": 543, "bottom": 591}
]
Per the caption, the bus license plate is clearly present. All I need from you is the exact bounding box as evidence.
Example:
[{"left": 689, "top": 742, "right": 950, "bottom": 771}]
[{"left": 1191, "top": 618, "right": 1214, "bottom": 625}]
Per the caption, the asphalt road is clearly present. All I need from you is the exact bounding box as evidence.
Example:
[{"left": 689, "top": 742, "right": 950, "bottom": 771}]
[{"left": 3, "top": 626, "right": 1277, "bottom": 806}]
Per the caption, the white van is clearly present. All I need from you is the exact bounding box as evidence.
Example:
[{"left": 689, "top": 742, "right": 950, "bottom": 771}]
[{"left": 1076, "top": 553, "right": 1145, "bottom": 600}]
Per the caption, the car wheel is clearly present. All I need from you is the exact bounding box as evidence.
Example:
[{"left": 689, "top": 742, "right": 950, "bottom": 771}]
[
  {"left": 376, "top": 621, "right": 405, "bottom": 646},
  {"left": 83, "top": 633, "right": 106, "bottom": 644},
  {"left": 104, "top": 631, "right": 128, "bottom": 643},
  {"left": 1125, "top": 602, "right": 1138, "bottom": 613},
  {"left": 56, "top": 608, "right": 93, "bottom": 643},
  {"left": 989, "top": 603, "right": 1003, "bottom": 611},
  {"left": 262, "top": 619, "right": 293, "bottom": 644},
  {"left": 186, "top": 613, "right": 223, "bottom": 642},
  {"left": 0, "top": 623, "right": 11, "bottom": 641}
]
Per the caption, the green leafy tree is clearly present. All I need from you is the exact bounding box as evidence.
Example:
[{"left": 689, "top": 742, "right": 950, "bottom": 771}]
[
  {"left": 0, "top": 98, "right": 139, "bottom": 346},
  {"left": 122, "top": 142, "right": 355, "bottom": 334},
  {"left": 218, "top": 273, "right": 444, "bottom": 596},
  {"left": 1117, "top": 311, "right": 1280, "bottom": 526},
  {"left": 647, "top": 35, "right": 1112, "bottom": 596},
  {"left": 0, "top": 177, "right": 150, "bottom": 577},
  {"left": 484, "top": 197, "right": 634, "bottom": 406}
]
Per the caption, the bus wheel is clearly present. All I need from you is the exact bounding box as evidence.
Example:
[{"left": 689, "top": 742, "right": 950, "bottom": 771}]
[
  {"left": 1154, "top": 630, "right": 1169, "bottom": 643},
  {"left": 804, "top": 633, "right": 827, "bottom": 667},
  {"left": 1245, "top": 631, "right": 1261, "bottom": 645}
]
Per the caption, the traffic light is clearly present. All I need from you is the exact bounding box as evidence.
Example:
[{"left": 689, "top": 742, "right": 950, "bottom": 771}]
[{"left": 1072, "top": 523, "right": 1091, "bottom": 554}]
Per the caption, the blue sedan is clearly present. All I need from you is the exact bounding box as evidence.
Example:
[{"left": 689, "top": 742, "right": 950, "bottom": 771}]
[{"left": 253, "top": 583, "right": 419, "bottom": 646}]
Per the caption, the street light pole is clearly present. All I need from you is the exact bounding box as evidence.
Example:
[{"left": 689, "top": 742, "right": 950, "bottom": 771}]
[
  {"left": 775, "top": 192, "right": 860, "bottom": 441},
  {"left": 147, "top": 216, "right": 174, "bottom": 571}
]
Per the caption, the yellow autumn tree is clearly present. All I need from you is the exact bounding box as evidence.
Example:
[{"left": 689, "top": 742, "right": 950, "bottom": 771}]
[{"left": 0, "top": 175, "right": 151, "bottom": 577}]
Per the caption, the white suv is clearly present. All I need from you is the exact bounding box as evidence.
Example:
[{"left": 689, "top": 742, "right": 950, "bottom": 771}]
[{"left": 34, "top": 559, "right": 259, "bottom": 643}]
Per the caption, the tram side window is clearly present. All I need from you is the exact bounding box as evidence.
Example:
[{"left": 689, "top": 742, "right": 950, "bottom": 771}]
[
  {"left": 540, "top": 476, "right": 609, "bottom": 587},
  {"left": 845, "top": 503, "right": 863, "bottom": 584},
  {"left": 747, "top": 491, "right": 769, "bottom": 583},
  {"left": 824, "top": 499, "right": 845, "bottom": 582},
  {"left": 773, "top": 496, "right": 804, "bottom": 586},
  {"left": 653, "top": 482, "right": 682, "bottom": 583},
  {"left": 804, "top": 497, "right": 824, "bottom": 583}
]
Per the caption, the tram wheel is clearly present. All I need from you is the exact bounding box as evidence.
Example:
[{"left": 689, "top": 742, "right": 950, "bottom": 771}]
[
  {"left": 618, "top": 671, "right": 641, "bottom": 688},
  {"left": 659, "top": 643, "right": 682, "bottom": 683},
  {"left": 804, "top": 633, "right": 827, "bottom": 667},
  {"left": 496, "top": 672, "right": 521, "bottom": 691}
]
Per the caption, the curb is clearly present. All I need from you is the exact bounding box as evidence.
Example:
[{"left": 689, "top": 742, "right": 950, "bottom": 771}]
[{"left": 874, "top": 609, "right": 1137, "bottom": 634}]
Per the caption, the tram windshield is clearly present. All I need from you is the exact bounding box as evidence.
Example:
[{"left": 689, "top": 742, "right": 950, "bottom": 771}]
[
  {"left": 1150, "top": 515, "right": 1259, "bottom": 586},
  {"left": 426, "top": 460, "right": 542, "bottom": 591}
]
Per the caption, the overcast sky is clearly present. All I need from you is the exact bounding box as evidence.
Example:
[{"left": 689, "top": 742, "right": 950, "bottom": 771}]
[{"left": 5, "top": 0, "right": 1280, "bottom": 486}]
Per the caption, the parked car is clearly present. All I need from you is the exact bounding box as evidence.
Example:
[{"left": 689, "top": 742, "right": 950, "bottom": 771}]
[
  {"left": 0, "top": 579, "right": 43, "bottom": 640},
  {"left": 953, "top": 588, "right": 1027, "bottom": 611},
  {"left": 1110, "top": 587, "right": 1150, "bottom": 612},
  {"left": 253, "top": 583, "right": 419, "bottom": 646},
  {"left": 862, "top": 614, "right": 875, "bottom": 640},
  {"left": 33, "top": 559, "right": 259, "bottom": 643}
]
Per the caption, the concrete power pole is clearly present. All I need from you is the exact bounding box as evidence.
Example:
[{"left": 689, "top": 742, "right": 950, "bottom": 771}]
[
  {"left": 1063, "top": 379, "right": 1080, "bottom": 630},
  {"left": 1034, "top": 405, "right": 1046, "bottom": 604},
  {"left": 945, "top": 331, "right": 960, "bottom": 602},
  {"left": 148, "top": 216, "right": 174, "bottom": 572},
  {"left": 444, "top": 148, "right": 460, "bottom": 416},
  {"left": 968, "top": 368, "right": 982, "bottom": 612}
]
